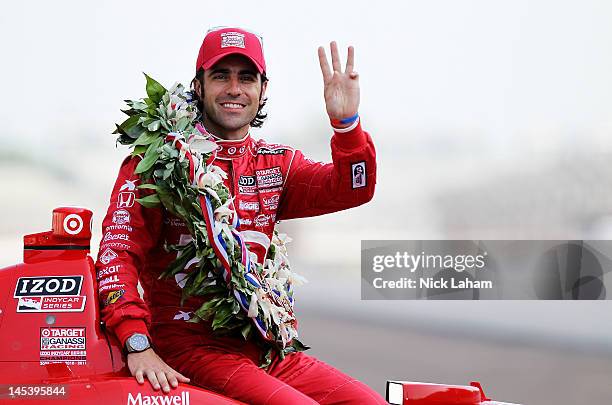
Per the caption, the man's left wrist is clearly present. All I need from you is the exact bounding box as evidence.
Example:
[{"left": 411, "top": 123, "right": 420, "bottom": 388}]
[
  {"left": 332, "top": 115, "right": 360, "bottom": 134},
  {"left": 330, "top": 113, "right": 359, "bottom": 130},
  {"left": 125, "top": 333, "right": 151, "bottom": 354}
]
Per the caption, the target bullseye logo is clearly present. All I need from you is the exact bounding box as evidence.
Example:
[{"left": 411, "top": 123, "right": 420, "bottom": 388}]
[
  {"left": 41, "top": 328, "right": 51, "bottom": 337},
  {"left": 63, "top": 214, "right": 84, "bottom": 235}
]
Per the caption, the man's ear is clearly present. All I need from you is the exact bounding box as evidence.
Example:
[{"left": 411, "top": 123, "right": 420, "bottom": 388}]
[
  {"left": 192, "top": 78, "right": 202, "bottom": 98},
  {"left": 259, "top": 80, "right": 268, "bottom": 105}
]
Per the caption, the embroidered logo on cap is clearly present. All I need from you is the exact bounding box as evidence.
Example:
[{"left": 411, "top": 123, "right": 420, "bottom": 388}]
[{"left": 221, "top": 32, "right": 246, "bottom": 49}]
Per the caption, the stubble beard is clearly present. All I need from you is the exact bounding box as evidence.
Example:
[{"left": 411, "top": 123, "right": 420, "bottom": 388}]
[{"left": 203, "top": 103, "right": 254, "bottom": 135}]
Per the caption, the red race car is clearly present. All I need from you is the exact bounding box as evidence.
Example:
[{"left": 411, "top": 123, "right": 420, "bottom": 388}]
[{"left": 0, "top": 207, "right": 521, "bottom": 405}]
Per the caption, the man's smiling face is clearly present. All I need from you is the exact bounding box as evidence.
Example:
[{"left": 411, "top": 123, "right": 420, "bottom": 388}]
[{"left": 195, "top": 54, "right": 267, "bottom": 140}]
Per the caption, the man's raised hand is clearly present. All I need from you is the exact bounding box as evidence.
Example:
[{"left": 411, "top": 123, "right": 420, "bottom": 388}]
[{"left": 318, "top": 41, "right": 360, "bottom": 122}]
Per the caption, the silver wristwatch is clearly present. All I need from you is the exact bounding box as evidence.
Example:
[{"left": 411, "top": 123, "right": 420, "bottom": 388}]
[{"left": 125, "top": 333, "right": 151, "bottom": 353}]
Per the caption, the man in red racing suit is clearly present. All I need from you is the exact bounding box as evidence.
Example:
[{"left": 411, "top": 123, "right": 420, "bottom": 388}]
[{"left": 96, "top": 26, "right": 385, "bottom": 404}]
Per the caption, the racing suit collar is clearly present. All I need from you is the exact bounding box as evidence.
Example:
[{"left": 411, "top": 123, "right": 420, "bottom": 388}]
[{"left": 196, "top": 123, "right": 255, "bottom": 159}]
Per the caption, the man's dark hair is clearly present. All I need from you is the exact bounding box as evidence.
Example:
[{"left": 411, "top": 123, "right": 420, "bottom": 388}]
[{"left": 190, "top": 68, "right": 269, "bottom": 128}]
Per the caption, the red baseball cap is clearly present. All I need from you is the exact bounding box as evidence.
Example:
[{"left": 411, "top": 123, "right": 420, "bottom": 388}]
[{"left": 196, "top": 27, "right": 266, "bottom": 74}]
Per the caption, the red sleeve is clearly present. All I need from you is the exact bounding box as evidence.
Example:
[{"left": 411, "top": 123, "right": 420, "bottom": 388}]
[
  {"left": 95, "top": 156, "right": 163, "bottom": 347},
  {"left": 276, "top": 120, "right": 376, "bottom": 220}
]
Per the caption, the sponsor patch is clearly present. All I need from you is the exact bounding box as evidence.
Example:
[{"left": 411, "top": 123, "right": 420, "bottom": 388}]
[
  {"left": 39, "top": 327, "right": 86, "bottom": 365},
  {"left": 239, "top": 185, "right": 257, "bottom": 195},
  {"left": 239, "top": 175, "right": 256, "bottom": 186},
  {"left": 254, "top": 214, "right": 272, "bottom": 228},
  {"left": 105, "top": 289, "right": 125, "bottom": 306},
  {"left": 98, "top": 275, "right": 120, "bottom": 287},
  {"left": 105, "top": 224, "right": 132, "bottom": 232},
  {"left": 238, "top": 175, "right": 257, "bottom": 195},
  {"left": 259, "top": 186, "right": 282, "bottom": 194},
  {"left": 97, "top": 265, "right": 120, "bottom": 279},
  {"left": 257, "top": 147, "right": 286, "bottom": 155},
  {"left": 103, "top": 232, "right": 130, "bottom": 243},
  {"left": 63, "top": 214, "right": 84, "bottom": 235},
  {"left": 351, "top": 161, "right": 367, "bottom": 189},
  {"left": 255, "top": 166, "right": 283, "bottom": 189},
  {"left": 120, "top": 179, "right": 138, "bottom": 191},
  {"left": 99, "top": 283, "right": 126, "bottom": 292},
  {"left": 15, "top": 276, "right": 82, "bottom": 297},
  {"left": 100, "top": 242, "right": 130, "bottom": 250},
  {"left": 117, "top": 192, "right": 135, "bottom": 208},
  {"left": 220, "top": 31, "right": 245, "bottom": 48},
  {"left": 262, "top": 194, "right": 280, "bottom": 210},
  {"left": 17, "top": 296, "right": 86, "bottom": 313},
  {"left": 99, "top": 248, "right": 118, "bottom": 265},
  {"left": 128, "top": 392, "right": 190, "bottom": 405},
  {"left": 239, "top": 200, "right": 260, "bottom": 211},
  {"left": 240, "top": 218, "right": 253, "bottom": 226},
  {"left": 112, "top": 209, "right": 131, "bottom": 225}
]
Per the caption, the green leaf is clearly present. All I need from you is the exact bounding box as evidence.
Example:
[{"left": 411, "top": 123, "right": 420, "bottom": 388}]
[
  {"left": 137, "top": 184, "right": 160, "bottom": 191},
  {"left": 135, "top": 152, "right": 157, "bottom": 175},
  {"left": 212, "top": 304, "right": 233, "bottom": 329},
  {"left": 131, "top": 145, "right": 147, "bottom": 156},
  {"left": 121, "top": 108, "right": 139, "bottom": 117},
  {"left": 144, "top": 73, "right": 166, "bottom": 105},
  {"left": 132, "top": 101, "right": 148, "bottom": 111},
  {"left": 133, "top": 131, "right": 160, "bottom": 147},
  {"left": 260, "top": 348, "right": 273, "bottom": 369},
  {"left": 240, "top": 323, "right": 252, "bottom": 340},
  {"left": 134, "top": 138, "right": 162, "bottom": 174},
  {"left": 119, "top": 114, "right": 146, "bottom": 140},
  {"left": 290, "top": 338, "right": 310, "bottom": 352},
  {"left": 136, "top": 193, "right": 160, "bottom": 208},
  {"left": 176, "top": 117, "right": 190, "bottom": 132},
  {"left": 159, "top": 243, "right": 196, "bottom": 279},
  {"left": 197, "top": 284, "right": 227, "bottom": 296},
  {"left": 147, "top": 120, "right": 161, "bottom": 132}
]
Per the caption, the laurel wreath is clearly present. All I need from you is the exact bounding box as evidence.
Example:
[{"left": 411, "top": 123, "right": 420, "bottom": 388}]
[{"left": 113, "top": 74, "right": 308, "bottom": 366}]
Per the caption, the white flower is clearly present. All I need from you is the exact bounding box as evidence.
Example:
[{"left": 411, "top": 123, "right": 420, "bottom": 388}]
[
  {"left": 270, "top": 306, "right": 281, "bottom": 326},
  {"left": 256, "top": 291, "right": 272, "bottom": 324},
  {"left": 208, "top": 165, "right": 228, "bottom": 179},
  {"left": 274, "top": 250, "right": 289, "bottom": 268},
  {"left": 203, "top": 187, "right": 221, "bottom": 203},
  {"left": 279, "top": 322, "right": 289, "bottom": 347},
  {"left": 169, "top": 82, "right": 182, "bottom": 95},
  {"left": 176, "top": 108, "right": 195, "bottom": 121},
  {"left": 272, "top": 233, "right": 292, "bottom": 247},
  {"left": 265, "top": 278, "right": 283, "bottom": 292},
  {"left": 214, "top": 198, "right": 234, "bottom": 223},
  {"left": 198, "top": 170, "right": 224, "bottom": 188},
  {"left": 288, "top": 271, "right": 308, "bottom": 287},
  {"left": 189, "top": 135, "right": 218, "bottom": 155},
  {"left": 263, "top": 258, "right": 279, "bottom": 277},
  {"left": 277, "top": 268, "right": 307, "bottom": 287},
  {"left": 247, "top": 292, "right": 258, "bottom": 318}
]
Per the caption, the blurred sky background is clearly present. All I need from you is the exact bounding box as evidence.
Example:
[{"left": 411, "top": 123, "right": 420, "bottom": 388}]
[{"left": 2, "top": 1, "right": 612, "bottom": 403}]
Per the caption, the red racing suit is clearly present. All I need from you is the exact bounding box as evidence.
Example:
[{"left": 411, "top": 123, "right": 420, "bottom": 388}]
[{"left": 95, "top": 121, "right": 382, "bottom": 403}]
